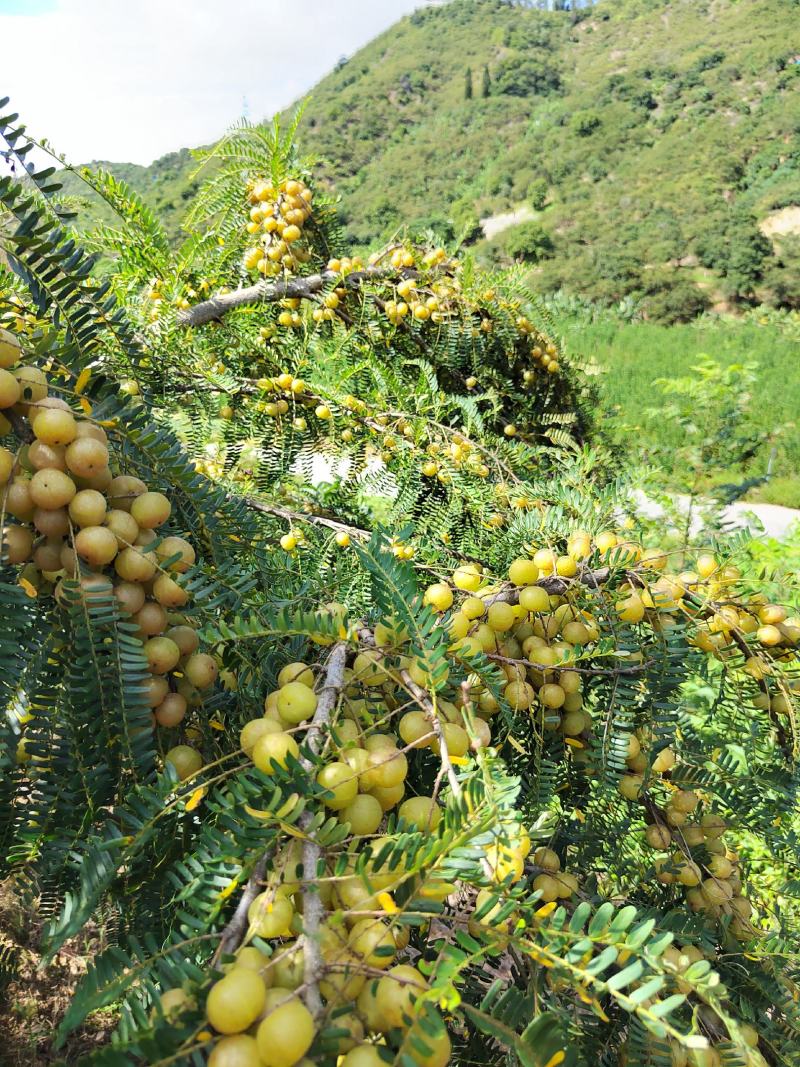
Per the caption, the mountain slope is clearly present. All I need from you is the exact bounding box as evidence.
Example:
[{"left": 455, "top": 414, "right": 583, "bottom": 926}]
[{"left": 63, "top": 0, "right": 800, "bottom": 316}]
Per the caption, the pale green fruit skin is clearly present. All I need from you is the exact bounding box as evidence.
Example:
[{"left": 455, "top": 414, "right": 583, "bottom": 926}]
[
  {"left": 398, "top": 796, "right": 442, "bottom": 831},
  {"left": 252, "top": 732, "right": 299, "bottom": 774},
  {"left": 165, "top": 745, "right": 202, "bottom": 780},
  {"left": 276, "top": 681, "right": 317, "bottom": 724},
  {"left": 316, "top": 761, "right": 359, "bottom": 810},
  {"left": 340, "top": 794, "right": 383, "bottom": 836},
  {"left": 206, "top": 969, "right": 267, "bottom": 1034},
  {"left": 247, "top": 893, "right": 294, "bottom": 938},
  {"left": 375, "top": 963, "right": 428, "bottom": 1029},
  {"left": 208, "top": 1034, "right": 262, "bottom": 1067},
  {"left": 256, "top": 991, "right": 315, "bottom": 1067}
]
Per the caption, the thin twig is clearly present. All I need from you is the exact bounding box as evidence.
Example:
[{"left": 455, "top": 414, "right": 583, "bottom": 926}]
[
  {"left": 244, "top": 497, "right": 369, "bottom": 540},
  {"left": 400, "top": 668, "right": 462, "bottom": 799}
]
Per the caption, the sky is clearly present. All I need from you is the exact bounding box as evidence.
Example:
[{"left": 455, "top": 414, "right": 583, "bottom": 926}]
[{"left": 0, "top": 0, "right": 437, "bottom": 167}]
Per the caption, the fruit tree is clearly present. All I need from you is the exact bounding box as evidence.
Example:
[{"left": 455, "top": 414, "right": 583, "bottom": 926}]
[{"left": 0, "top": 105, "right": 799, "bottom": 1067}]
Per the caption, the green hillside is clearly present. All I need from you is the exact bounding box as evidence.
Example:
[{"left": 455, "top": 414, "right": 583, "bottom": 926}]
[{"left": 62, "top": 0, "right": 800, "bottom": 318}]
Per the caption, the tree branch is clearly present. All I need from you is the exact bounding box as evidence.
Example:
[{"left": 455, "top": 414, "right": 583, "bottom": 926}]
[
  {"left": 244, "top": 497, "right": 370, "bottom": 540},
  {"left": 178, "top": 267, "right": 396, "bottom": 327},
  {"left": 400, "top": 667, "right": 462, "bottom": 799},
  {"left": 214, "top": 852, "right": 270, "bottom": 963},
  {"left": 299, "top": 640, "right": 349, "bottom": 1018}
]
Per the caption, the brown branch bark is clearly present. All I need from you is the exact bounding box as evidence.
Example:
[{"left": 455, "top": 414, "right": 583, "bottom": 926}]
[
  {"left": 214, "top": 852, "right": 270, "bottom": 963},
  {"left": 299, "top": 640, "right": 349, "bottom": 1018},
  {"left": 178, "top": 267, "right": 396, "bottom": 327}
]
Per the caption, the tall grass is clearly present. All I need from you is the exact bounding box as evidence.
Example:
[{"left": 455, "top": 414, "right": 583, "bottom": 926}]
[{"left": 565, "top": 321, "right": 800, "bottom": 507}]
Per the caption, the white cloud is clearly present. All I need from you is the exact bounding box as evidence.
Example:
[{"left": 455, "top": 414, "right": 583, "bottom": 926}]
[{"left": 1, "top": 0, "right": 435, "bottom": 166}]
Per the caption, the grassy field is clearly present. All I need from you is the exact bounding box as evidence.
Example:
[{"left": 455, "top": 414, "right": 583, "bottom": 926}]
[{"left": 565, "top": 320, "right": 800, "bottom": 507}]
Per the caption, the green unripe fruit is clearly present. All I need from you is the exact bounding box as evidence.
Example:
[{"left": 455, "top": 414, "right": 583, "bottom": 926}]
[
  {"left": 317, "top": 761, "right": 359, "bottom": 809},
  {"left": 277, "top": 661, "right": 314, "bottom": 688},
  {"left": 206, "top": 968, "right": 267, "bottom": 1034},
  {"left": 340, "top": 794, "right": 383, "bottom": 836},
  {"left": 184, "top": 652, "right": 218, "bottom": 689},
  {"left": 398, "top": 795, "right": 441, "bottom": 831},
  {"left": 115, "top": 546, "right": 157, "bottom": 582},
  {"left": 165, "top": 744, "right": 202, "bottom": 780}
]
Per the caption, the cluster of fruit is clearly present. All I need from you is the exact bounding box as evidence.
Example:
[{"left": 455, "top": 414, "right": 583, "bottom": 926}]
[
  {"left": 0, "top": 329, "right": 217, "bottom": 768},
  {"left": 242, "top": 178, "right": 314, "bottom": 279}
]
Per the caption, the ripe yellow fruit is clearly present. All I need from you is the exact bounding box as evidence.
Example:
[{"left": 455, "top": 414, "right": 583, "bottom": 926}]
[
  {"left": 453, "top": 563, "right": 482, "bottom": 592},
  {"left": 0, "top": 367, "right": 22, "bottom": 408},
  {"left": 340, "top": 794, "right": 383, "bottom": 836},
  {"left": 487, "top": 601, "right": 515, "bottom": 632},
  {"left": 508, "top": 558, "right": 539, "bottom": 586},
  {"left": 618, "top": 774, "right": 643, "bottom": 800},
  {"left": 130, "top": 491, "right": 171, "bottom": 529},
  {"left": 247, "top": 892, "right": 294, "bottom": 938},
  {"left": 206, "top": 968, "right": 267, "bottom": 1035},
  {"left": 252, "top": 732, "right": 299, "bottom": 774},
  {"left": 398, "top": 796, "right": 442, "bottom": 831},
  {"left": 317, "top": 761, "right": 359, "bottom": 809},
  {"left": 375, "top": 964, "right": 428, "bottom": 1029},
  {"left": 256, "top": 991, "right": 315, "bottom": 1067},
  {"left": 277, "top": 681, "right": 318, "bottom": 723},
  {"left": 240, "top": 717, "right": 282, "bottom": 757},
  {"left": 208, "top": 1035, "right": 262, "bottom": 1067},
  {"left": 32, "top": 407, "right": 77, "bottom": 446},
  {"left": 645, "top": 824, "right": 672, "bottom": 849},
  {"left": 519, "top": 585, "right": 550, "bottom": 613},
  {"left": 423, "top": 582, "right": 453, "bottom": 612}
]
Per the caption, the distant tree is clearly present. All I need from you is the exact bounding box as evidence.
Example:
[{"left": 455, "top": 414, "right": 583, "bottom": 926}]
[
  {"left": 527, "top": 177, "right": 548, "bottom": 211},
  {"left": 492, "top": 56, "right": 562, "bottom": 97},
  {"left": 697, "top": 208, "right": 774, "bottom": 303},
  {"left": 504, "top": 219, "right": 555, "bottom": 262},
  {"left": 482, "top": 64, "right": 491, "bottom": 97},
  {"left": 570, "top": 108, "right": 602, "bottom": 136},
  {"left": 464, "top": 66, "right": 473, "bottom": 100}
]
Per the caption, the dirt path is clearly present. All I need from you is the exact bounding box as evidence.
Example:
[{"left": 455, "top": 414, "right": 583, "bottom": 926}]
[
  {"left": 633, "top": 491, "right": 800, "bottom": 540},
  {"left": 480, "top": 205, "right": 534, "bottom": 240}
]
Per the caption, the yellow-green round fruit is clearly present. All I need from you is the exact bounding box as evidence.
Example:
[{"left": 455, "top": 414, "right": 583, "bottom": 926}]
[
  {"left": 154, "top": 692, "right": 188, "bottom": 728},
  {"left": 152, "top": 573, "right": 189, "bottom": 608},
  {"left": 130, "top": 491, "right": 171, "bottom": 529},
  {"left": 156, "top": 535, "right": 196, "bottom": 573},
  {"left": 252, "top": 732, "right": 299, "bottom": 773},
  {"left": 348, "top": 918, "right": 397, "bottom": 969},
  {"left": 533, "top": 846, "right": 560, "bottom": 872},
  {"left": 255, "top": 991, "right": 315, "bottom": 1067},
  {"left": 231, "top": 946, "right": 271, "bottom": 976},
  {"left": 533, "top": 873, "right": 561, "bottom": 902},
  {"left": 453, "top": 564, "right": 482, "bottom": 593},
  {"left": 0, "top": 367, "right": 22, "bottom": 408},
  {"left": 206, "top": 968, "right": 266, "bottom": 1034},
  {"left": 645, "top": 824, "right": 672, "bottom": 849},
  {"left": 618, "top": 774, "right": 643, "bottom": 800},
  {"left": 165, "top": 744, "right": 202, "bottom": 780},
  {"left": 423, "top": 582, "right": 453, "bottom": 612},
  {"left": 508, "top": 559, "right": 539, "bottom": 586},
  {"left": 398, "top": 796, "right": 441, "bottom": 832},
  {"left": 75, "top": 525, "right": 119, "bottom": 567},
  {"left": 353, "top": 649, "right": 389, "bottom": 686},
  {"left": 208, "top": 1034, "right": 262, "bottom": 1067},
  {"left": 277, "top": 661, "right": 314, "bottom": 688},
  {"left": 405, "top": 1020, "right": 451, "bottom": 1067},
  {"left": 144, "top": 636, "right": 181, "bottom": 674},
  {"left": 519, "top": 586, "right": 550, "bottom": 613},
  {"left": 240, "top": 717, "right": 282, "bottom": 757},
  {"left": 487, "top": 601, "right": 515, "bottom": 632},
  {"left": 277, "top": 681, "right": 317, "bottom": 724},
  {"left": 184, "top": 652, "right": 219, "bottom": 689},
  {"left": 247, "top": 893, "right": 294, "bottom": 938},
  {"left": 64, "top": 437, "right": 109, "bottom": 478},
  {"left": 158, "top": 986, "right": 192, "bottom": 1019},
  {"left": 375, "top": 964, "right": 428, "bottom": 1029},
  {"left": 399, "top": 710, "right": 433, "bottom": 749},
  {"left": 0, "top": 328, "right": 20, "bottom": 368},
  {"left": 317, "top": 761, "right": 358, "bottom": 809},
  {"left": 340, "top": 794, "right": 383, "bottom": 836},
  {"left": 69, "top": 489, "right": 107, "bottom": 528}
]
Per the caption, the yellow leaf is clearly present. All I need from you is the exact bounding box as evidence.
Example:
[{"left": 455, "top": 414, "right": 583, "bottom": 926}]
[
  {"left": 18, "top": 578, "right": 38, "bottom": 598},
  {"left": 449, "top": 754, "right": 469, "bottom": 766},
  {"left": 590, "top": 998, "right": 610, "bottom": 1023},
  {"left": 74, "top": 366, "right": 92, "bottom": 394},
  {"left": 544, "top": 1054, "right": 566, "bottom": 1067},
  {"left": 377, "top": 891, "right": 399, "bottom": 915},
  {"left": 507, "top": 734, "right": 527, "bottom": 755},
  {"left": 98, "top": 418, "right": 118, "bottom": 428},
  {"left": 535, "top": 901, "right": 557, "bottom": 919},
  {"left": 185, "top": 786, "right": 206, "bottom": 811},
  {"left": 78, "top": 396, "right": 92, "bottom": 416},
  {"left": 564, "top": 737, "right": 584, "bottom": 749},
  {"left": 617, "top": 949, "right": 632, "bottom": 966},
  {"left": 244, "top": 804, "right": 272, "bottom": 821},
  {"left": 209, "top": 718, "right": 225, "bottom": 731},
  {"left": 218, "top": 878, "right": 240, "bottom": 902},
  {"left": 572, "top": 808, "right": 586, "bottom": 823}
]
